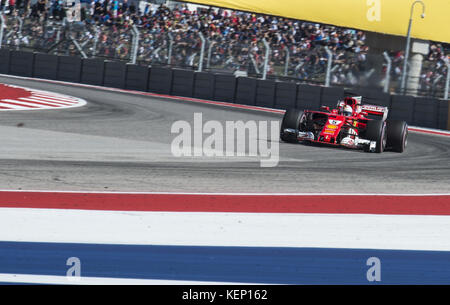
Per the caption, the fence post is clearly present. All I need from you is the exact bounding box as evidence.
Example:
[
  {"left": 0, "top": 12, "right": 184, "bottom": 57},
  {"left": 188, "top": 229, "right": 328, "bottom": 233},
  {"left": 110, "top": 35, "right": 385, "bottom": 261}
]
[
  {"left": 444, "top": 58, "right": 450, "bottom": 100},
  {"left": 207, "top": 40, "right": 216, "bottom": 69},
  {"left": 167, "top": 32, "right": 173, "bottom": 65},
  {"left": 16, "top": 16, "right": 23, "bottom": 33},
  {"left": 262, "top": 38, "right": 270, "bottom": 80},
  {"left": 284, "top": 47, "right": 290, "bottom": 76},
  {"left": 198, "top": 32, "right": 205, "bottom": 72},
  {"left": 249, "top": 53, "right": 260, "bottom": 74},
  {"left": 382, "top": 51, "right": 392, "bottom": 94},
  {"left": 92, "top": 25, "right": 100, "bottom": 57},
  {"left": 152, "top": 47, "right": 161, "bottom": 62},
  {"left": 130, "top": 25, "right": 139, "bottom": 64},
  {"left": 432, "top": 75, "right": 443, "bottom": 96},
  {"left": 56, "top": 25, "right": 62, "bottom": 44},
  {"left": 0, "top": 14, "right": 4, "bottom": 48},
  {"left": 324, "top": 46, "right": 333, "bottom": 87}
]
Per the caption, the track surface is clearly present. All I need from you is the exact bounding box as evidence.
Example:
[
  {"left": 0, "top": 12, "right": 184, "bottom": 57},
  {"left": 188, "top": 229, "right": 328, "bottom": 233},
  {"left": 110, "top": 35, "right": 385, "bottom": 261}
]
[{"left": 0, "top": 76, "right": 449, "bottom": 193}]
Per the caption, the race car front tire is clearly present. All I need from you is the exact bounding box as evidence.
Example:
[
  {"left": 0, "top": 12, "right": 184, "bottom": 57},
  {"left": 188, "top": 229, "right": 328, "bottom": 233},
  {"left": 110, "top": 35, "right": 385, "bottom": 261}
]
[
  {"left": 364, "top": 120, "right": 387, "bottom": 153},
  {"left": 386, "top": 120, "right": 408, "bottom": 153},
  {"left": 280, "top": 109, "right": 304, "bottom": 143}
]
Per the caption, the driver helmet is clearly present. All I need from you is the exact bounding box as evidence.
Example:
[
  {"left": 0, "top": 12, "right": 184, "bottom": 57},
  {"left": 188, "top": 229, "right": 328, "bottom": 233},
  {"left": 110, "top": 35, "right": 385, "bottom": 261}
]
[
  {"left": 337, "top": 101, "right": 345, "bottom": 114},
  {"left": 343, "top": 105, "right": 353, "bottom": 116}
]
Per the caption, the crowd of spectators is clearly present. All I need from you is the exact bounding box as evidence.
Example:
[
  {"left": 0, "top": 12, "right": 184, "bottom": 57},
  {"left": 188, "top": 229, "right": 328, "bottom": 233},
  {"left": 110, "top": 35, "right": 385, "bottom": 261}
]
[
  {"left": 131, "top": 4, "right": 371, "bottom": 84},
  {"left": 419, "top": 43, "right": 449, "bottom": 95},
  {"left": 386, "top": 43, "right": 449, "bottom": 95},
  {"left": 0, "top": 0, "right": 372, "bottom": 84},
  {"left": 0, "top": 0, "right": 448, "bottom": 94}
]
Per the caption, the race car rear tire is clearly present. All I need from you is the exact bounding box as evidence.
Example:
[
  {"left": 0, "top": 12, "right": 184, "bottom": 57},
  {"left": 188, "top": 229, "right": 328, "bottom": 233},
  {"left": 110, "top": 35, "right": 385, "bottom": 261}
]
[
  {"left": 280, "top": 109, "right": 304, "bottom": 142},
  {"left": 364, "top": 120, "right": 387, "bottom": 153},
  {"left": 386, "top": 120, "right": 408, "bottom": 153}
]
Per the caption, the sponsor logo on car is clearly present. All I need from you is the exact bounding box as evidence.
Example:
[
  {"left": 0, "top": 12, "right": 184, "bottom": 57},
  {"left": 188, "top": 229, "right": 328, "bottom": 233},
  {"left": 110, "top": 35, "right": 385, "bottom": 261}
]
[
  {"left": 361, "top": 105, "right": 387, "bottom": 113},
  {"left": 328, "top": 120, "right": 342, "bottom": 125},
  {"left": 323, "top": 130, "right": 336, "bottom": 135}
]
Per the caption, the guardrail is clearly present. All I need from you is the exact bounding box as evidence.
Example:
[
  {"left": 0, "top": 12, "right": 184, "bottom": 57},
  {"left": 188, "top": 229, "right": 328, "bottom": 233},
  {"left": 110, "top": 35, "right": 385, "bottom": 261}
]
[{"left": 0, "top": 49, "right": 448, "bottom": 130}]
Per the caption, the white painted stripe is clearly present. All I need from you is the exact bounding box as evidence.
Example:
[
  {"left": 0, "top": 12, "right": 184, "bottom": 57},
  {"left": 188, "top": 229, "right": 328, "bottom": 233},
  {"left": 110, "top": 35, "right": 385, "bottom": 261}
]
[
  {"left": 0, "top": 273, "right": 255, "bottom": 285},
  {"left": 19, "top": 97, "right": 74, "bottom": 106},
  {"left": 4, "top": 99, "right": 58, "bottom": 108},
  {"left": 408, "top": 126, "right": 450, "bottom": 134},
  {"left": 0, "top": 208, "right": 449, "bottom": 251},
  {"left": 0, "top": 101, "right": 35, "bottom": 109},
  {"left": 0, "top": 98, "right": 87, "bottom": 111},
  {"left": 32, "top": 92, "right": 78, "bottom": 101},
  {"left": 2, "top": 85, "right": 75, "bottom": 101},
  {"left": 31, "top": 94, "right": 77, "bottom": 103}
]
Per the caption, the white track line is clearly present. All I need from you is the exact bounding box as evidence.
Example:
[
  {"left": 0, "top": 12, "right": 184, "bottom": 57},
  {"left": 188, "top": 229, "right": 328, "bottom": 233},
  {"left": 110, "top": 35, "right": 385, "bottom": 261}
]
[
  {"left": 4, "top": 99, "right": 59, "bottom": 108},
  {"left": 0, "top": 101, "right": 38, "bottom": 109},
  {"left": 0, "top": 273, "right": 254, "bottom": 285},
  {"left": 1, "top": 207, "right": 449, "bottom": 251},
  {"left": 19, "top": 96, "right": 75, "bottom": 106},
  {"left": 32, "top": 94, "right": 78, "bottom": 102}
]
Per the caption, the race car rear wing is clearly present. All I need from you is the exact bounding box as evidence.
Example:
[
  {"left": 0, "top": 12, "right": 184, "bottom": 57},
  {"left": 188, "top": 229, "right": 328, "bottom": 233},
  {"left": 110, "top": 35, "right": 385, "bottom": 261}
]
[{"left": 361, "top": 104, "right": 389, "bottom": 121}]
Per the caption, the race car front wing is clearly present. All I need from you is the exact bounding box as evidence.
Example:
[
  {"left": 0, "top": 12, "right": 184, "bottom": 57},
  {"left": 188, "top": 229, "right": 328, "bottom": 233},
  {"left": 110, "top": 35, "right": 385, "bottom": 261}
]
[{"left": 282, "top": 128, "right": 378, "bottom": 152}]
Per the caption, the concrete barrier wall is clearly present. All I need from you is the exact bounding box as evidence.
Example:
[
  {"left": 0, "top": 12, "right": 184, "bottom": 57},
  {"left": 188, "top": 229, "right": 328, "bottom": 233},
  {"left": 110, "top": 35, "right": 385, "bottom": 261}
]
[
  {"left": 438, "top": 100, "right": 450, "bottom": 131},
  {"left": 1, "top": 52, "right": 448, "bottom": 130},
  {"left": 274, "top": 82, "right": 297, "bottom": 110},
  {"left": 413, "top": 97, "right": 440, "bottom": 129},
  {"left": 255, "top": 79, "right": 276, "bottom": 109},
  {"left": 171, "top": 69, "right": 194, "bottom": 98},
  {"left": 103, "top": 61, "right": 127, "bottom": 89},
  {"left": 57, "top": 56, "right": 82, "bottom": 83},
  {"left": 193, "top": 72, "right": 214, "bottom": 100},
  {"left": 213, "top": 74, "right": 236, "bottom": 102},
  {"left": 297, "top": 84, "right": 322, "bottom": 110},
  {"left": 125, "top": 64, "right": 149, "bottom": 92},
  {"left": 235, "top": 77, "right": 257, "bottom": 106},
  {"left": 320, "top": 87, "right": 344, "bottom": 108},
  {"left": 147, "top": 66, "right": 172, "bottom": 94},
  {"left": 33, "top": 53, "right": 58, "bottom": 80},
  {"left": 0, "top": 49, "right": 10, "bottom": 74},
  {"left": 389, "top": 95, "right": 415, "bottom": 124},
  {"left": 9, "top": 51, "right": 34, "bottom": 77},
  {"left": 81, "top": 58, "right": 105, "bottom": 86}
]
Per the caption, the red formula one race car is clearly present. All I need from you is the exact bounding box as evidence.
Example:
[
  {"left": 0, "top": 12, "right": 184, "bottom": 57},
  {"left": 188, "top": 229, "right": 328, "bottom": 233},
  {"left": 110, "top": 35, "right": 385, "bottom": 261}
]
[{"left": 280, "top": 96, "right": 408, "bottom": 153}]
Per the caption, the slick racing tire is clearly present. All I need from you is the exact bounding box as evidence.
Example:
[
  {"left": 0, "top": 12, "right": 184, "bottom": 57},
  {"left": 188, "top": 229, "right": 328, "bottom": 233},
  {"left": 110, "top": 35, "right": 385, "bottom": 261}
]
[
  {"left": 386, "top": 120, "right": 408, "bottom": 153},
  {"left": 364, "top": 120, "right": 387, "bottom": 153},
  {"left": 280, "top": 109, "right": 304, "bottom": 143}
]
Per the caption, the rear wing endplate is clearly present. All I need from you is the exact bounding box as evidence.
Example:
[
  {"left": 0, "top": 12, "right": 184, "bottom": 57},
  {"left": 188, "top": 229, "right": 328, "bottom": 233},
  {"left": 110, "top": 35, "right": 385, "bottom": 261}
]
[{"left": 361, "top": 104, "right": 389, "bottom": 121}]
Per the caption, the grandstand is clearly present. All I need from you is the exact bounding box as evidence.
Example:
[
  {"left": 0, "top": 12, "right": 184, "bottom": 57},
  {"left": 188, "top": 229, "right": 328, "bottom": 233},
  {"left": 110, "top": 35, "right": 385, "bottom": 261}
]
[{"left": 0, "top": 0, "right": 448, "bottom": 98}]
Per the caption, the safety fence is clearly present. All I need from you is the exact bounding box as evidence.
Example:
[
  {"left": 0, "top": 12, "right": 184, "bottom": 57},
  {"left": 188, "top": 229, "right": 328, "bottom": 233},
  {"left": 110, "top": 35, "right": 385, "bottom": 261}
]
[
  {"left": 0, "top": 15, "right": 448, "bottom": 100},
  {"left": 0, "top": 49, "right": 448, "bottom": 130}
]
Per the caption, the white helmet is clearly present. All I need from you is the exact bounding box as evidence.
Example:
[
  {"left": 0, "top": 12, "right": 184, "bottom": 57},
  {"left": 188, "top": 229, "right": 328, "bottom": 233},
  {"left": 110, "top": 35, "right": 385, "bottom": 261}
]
[{"left": 343, "top": 105, "right": 353, "bottom": 116}]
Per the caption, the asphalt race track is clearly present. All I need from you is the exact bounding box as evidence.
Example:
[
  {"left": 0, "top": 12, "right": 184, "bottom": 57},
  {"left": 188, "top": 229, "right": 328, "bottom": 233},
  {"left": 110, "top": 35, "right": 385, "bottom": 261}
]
[{"left": 0, "top": 75, "right": 449, "bottom": 194}]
